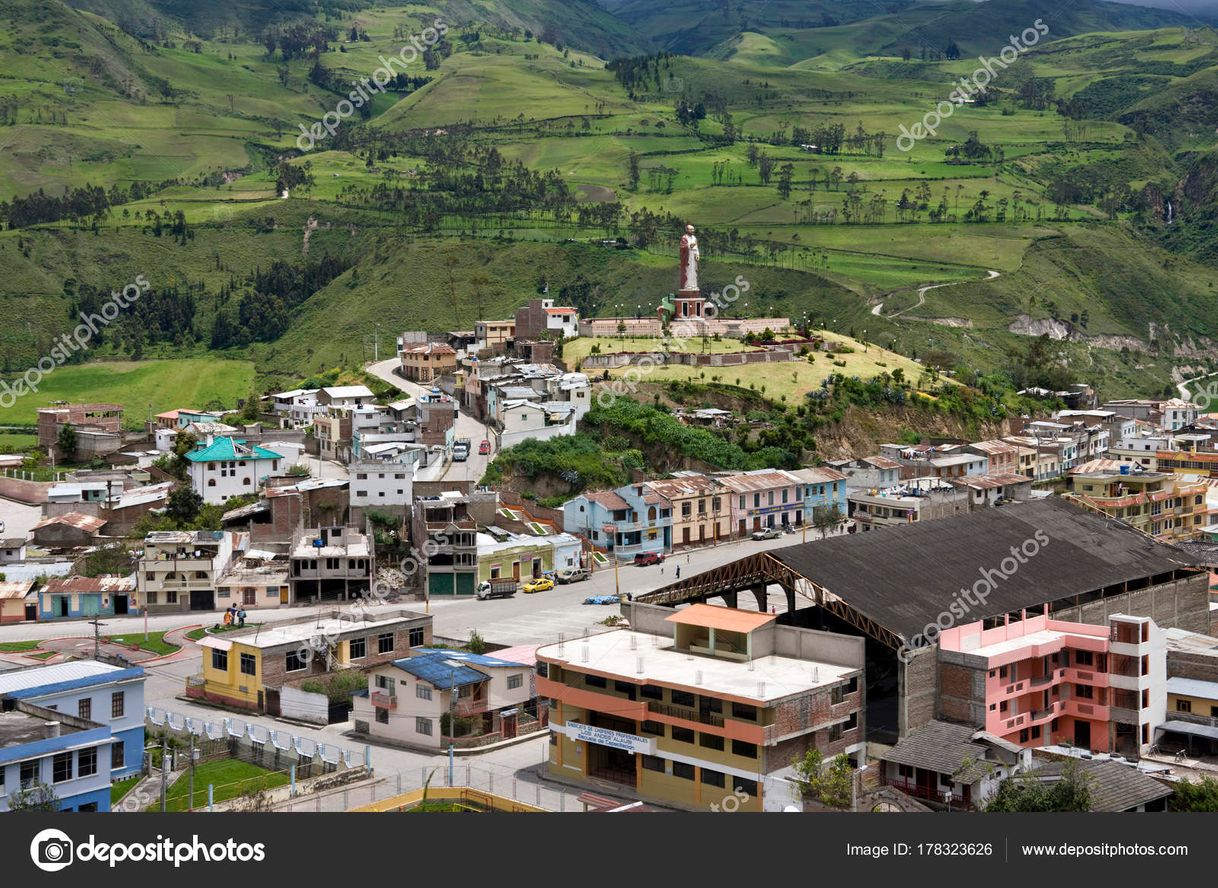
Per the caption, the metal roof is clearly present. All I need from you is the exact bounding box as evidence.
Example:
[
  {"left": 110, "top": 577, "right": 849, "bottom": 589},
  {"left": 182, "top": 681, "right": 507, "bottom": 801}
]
[
  {"left": 1165, "top": 676, "right": 1218, "bottom": 700},
  {"left": 768, "top": 498, "right": 1199, "bottom": 643},
  {"left": 0, "top": 661, "right": 143, "bottom": 698}
]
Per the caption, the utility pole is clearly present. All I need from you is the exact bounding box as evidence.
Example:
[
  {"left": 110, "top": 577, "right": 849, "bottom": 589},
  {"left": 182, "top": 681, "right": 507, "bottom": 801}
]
[
  {"left": 448, "top": 665, "right": 456, "bottom": 786},
  {"left": 160, "top": 737, "right": 168, "bottom": 812},
  {"left": 88, "top": 619, "right": 106, "bottom": 659},
  {"left": 187, "top": 733, "right": 197, "bottom": 812}
]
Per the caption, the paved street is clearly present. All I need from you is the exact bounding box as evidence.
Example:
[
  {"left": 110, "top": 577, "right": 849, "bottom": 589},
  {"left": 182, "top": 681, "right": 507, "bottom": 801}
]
[{"left": 365, "top": 357, "right": 493, "bottom": 483}]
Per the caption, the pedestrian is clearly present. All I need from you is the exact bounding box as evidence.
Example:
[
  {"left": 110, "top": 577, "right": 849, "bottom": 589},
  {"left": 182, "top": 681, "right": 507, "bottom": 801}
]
[
  {"left": 687, "top": 553, "right": 691, "bottom": 565},
  {"left": 223, "top": 609, "right": 232, "bottom": 627},
  {"left": 660, "top": 565, "right": 664, "bottom": 575},
  {"left": 626, "top": 592, "right": 633, "bottom": 602},
  {"left": 675, "top": 565, "right": 681, "bottom": 579},
  {"left": 238, "top": 607, "right": 247, "bottom": 628}
]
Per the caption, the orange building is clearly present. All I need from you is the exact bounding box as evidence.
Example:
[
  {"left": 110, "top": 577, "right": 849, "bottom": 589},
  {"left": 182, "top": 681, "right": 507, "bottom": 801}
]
[{"left": 538, "top": 604, "right": 864, "bottom": 811}]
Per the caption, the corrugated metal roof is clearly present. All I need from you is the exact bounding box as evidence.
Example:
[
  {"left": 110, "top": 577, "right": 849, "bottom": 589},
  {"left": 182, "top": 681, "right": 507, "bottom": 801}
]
[
  {"left": 32, "top": 512, "right": 107, "bottom": 532},
  {"left": 0, "top": 660, "right": 141, "bottom": 697},
  {"left": 1166, "top": 676, "right": 1218, "bottom": 700}
]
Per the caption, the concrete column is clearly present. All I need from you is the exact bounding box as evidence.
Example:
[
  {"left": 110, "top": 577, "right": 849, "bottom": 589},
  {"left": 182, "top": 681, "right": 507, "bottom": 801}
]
[
  {"left": 720, "top": 591, "right": 738, "bottom": 608},
  {"left": 750, "top": 584, "right": 767, "bottom": 612}
]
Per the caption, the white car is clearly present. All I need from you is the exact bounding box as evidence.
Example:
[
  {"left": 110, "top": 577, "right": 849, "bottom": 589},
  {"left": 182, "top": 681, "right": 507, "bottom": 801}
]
[{"left": 752, "top": 527, "right": 782, "bottom": 541}]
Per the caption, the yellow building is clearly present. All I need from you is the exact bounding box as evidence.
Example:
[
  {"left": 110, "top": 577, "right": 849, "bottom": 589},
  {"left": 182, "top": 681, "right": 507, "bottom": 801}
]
[
  {"left": 1068, "top": 468, "right": 1212, "bottom": 541},
  {"left": 189, "top": 609, "right": 430, "bottom": 715},
  {"left": 645, "top": 475, "right": 727, "bottom": 548},
  {"left": 1166, "top": 677, "right": 1218, "bottom": 720}
]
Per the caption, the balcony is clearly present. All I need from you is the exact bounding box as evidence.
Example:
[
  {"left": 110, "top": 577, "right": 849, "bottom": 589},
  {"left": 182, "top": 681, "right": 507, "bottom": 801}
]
[
  {"left": 371, "top": 691, "right": 397, "bottom": 710},
  {"left": 648, "top": 701, "right": 724, "bottom": 728},
  {"left": 454, "top": 697, "right": 488, "bottom": 717},
  {"left": 886, "top": 778, "right": 977, "bottom": 811}
]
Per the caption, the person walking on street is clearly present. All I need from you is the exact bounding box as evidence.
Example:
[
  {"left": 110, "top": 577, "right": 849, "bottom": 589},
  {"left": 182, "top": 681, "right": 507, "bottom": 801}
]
[
  {"left": 675, "top": 565, "right": 681, "bottom": 579},
  {"left": 237, "top": 607, "right": 247, "bottom": 628}
]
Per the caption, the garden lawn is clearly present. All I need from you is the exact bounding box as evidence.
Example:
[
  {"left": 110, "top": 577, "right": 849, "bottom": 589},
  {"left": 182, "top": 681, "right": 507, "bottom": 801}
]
[
  {"left": 106, "top": 631, "right": 179, "bottom": 656},
  {"left": 161, "top": 759, "right": 289, "bottom": 812}
]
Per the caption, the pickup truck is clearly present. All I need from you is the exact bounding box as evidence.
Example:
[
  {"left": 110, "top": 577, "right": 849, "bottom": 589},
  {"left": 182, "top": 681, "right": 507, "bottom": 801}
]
[
  {"left": 751, "top": 527, "right": 782, "bottom": 541},
  {"left": 633, "top": 552, "right": 664, "bottom": 566},
  {"left": 475, "top": 578, "right": 517, "bottom": 600},
  {"left": 555, "top": 568, "right": 591, "bottom": 584}
]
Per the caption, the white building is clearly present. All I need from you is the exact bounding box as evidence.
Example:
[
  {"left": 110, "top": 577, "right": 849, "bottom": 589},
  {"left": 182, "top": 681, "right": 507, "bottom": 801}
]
[
  {"left": 318, "top": 385, "right": 376, "bottom": 411},
  {"left": 350, "top": 460, "right": 416, "bottom": 513},
  {"left": 185, "top": 437, "right": 284, "bottom": 504}
]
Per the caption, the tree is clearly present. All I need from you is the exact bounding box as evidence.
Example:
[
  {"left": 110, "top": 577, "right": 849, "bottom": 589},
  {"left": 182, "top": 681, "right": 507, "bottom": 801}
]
[
  {"left": 985, "top": 759, "right": 1092, "bottom": 812},
  {"left": 56, "top": 423, "right": 77, "bottom": 459},
  {"left": 1170, "top": 775, "right": 1218, "bottom": 811},
  {"left": 812, "top": 503, "right": 843, "bottom": 538},
  {"left": 468, "top": 629, "right": 487, "bottom": 654},
  {"left": 793, "top": 749, "right": 853, "bottom": 809},
  {"left": 166, "top": 486, "right": 203, "bottom": 526},
  {"left": 8, "top": 779, "right": 59, "bottom": 811}
]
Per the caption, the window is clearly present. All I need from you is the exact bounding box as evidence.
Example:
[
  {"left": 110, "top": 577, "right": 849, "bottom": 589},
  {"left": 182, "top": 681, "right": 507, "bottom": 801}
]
[
  {"left": 211, "top": 649, "right": 228, "bottom": 671},
  {"left": 640, "top": 720, "right": 665, "bottom": 736},
  {"left": 536, "top": 662, "right": 549, "bottom": 679},
  {"left": 286, "top": 650, "right": 307, "bottom": 672},
  {"left": 375, "top": 675, "right": 392, "bottom": 690},
  {"left": 829, "top": 723, "right": 842, "bottom": 742},
  {"left": 1019, "top": 728, "right": 1029, "bottom": 743},
  {"left": 1074, "top": 650, "right": 1094, "bottom": 666},
  {"left": 1177, "top": 699, "right": 1192, "bottom": 713},
  {"left": 409, "top": 627, "right": 425, "bottom": 646},
  {"left": 111, "top": 692, "right": 124, "bottom": 719},
  {"left": 732, "top": 740, "right": 757, "bottom": 759},
  {"left": 735, "top": 778, "right": 758, "bottom": 797},
  {"left": 701, "top": 768, "right": 725, "bottom": 788},
  {"left": 417, "top": 684, "right": 433, "bottom": 701},
  {"left": 53, "top": 752, "right": 73, "bottom": 784},
  {"left": 672, "top": 762, "right": 695, "bottom": 780},
  {"left": 240, "top": 653, "right": 256, "bottom": 676},
  {"left": 831, "top": 685, "right": 845, "bottom": 705},
  {"left": 585, "top": 674, "right": 607, "bottom": 689},
  {"left": 614, "top": 680, "right": 637, "bottom": 700},
  {"left": 349, "top": 637, "right": 366, "bottom": 659},
  {"left": 20, "top": 760, "right": 39, "bottom": 787},
  {"left": 416, "top": 717, "right": 433, "bottom": 736},
  {"left": 671, "top": 726, "right": 695, "bottom": 744},
  {"left": 166, "top": 590, "right": 178, "bottom": 604},
  {"left": 1075, "top": 684, "right": 1094, "bottom": 700},
  {"left": 641, "top": 684, "right": 663, "bottom": 700},
  {"left": 731, "top": 702, "right": 756, "bottom": 721},
  {"left": 699, "top": 733, "right": 724, "bottom": 751},
  {"left": 112, "top": 743, "right": 124, "bottom": 771},
  {"left": 507, "top": 674, "right": 523, "bottom": 690},
  {"left": 78, "top": 698, "right": 91, "bottom": 721},
  {"left": 376, "top": 709, "right": 389, "bottom": 724},
  {"left": 671, "top": 690, "right": 695, "bottom": 708},
  {"left": 146, "top": 591, "right": 158, "bottom": 604},
  {"left": 641, "top": 755, "right": 665, "bottom": 773},
  {"left": 78, "top": 747, "right": 97, "bottom": 777},
  {"left": 378, "top": 633, "right": 394, "bottom": 654}
]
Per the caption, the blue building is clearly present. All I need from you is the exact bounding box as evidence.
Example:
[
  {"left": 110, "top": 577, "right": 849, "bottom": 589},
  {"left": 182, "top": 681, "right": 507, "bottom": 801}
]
[
  {"left": 38, "top": 575, "right": 137, "bottom": 621},
  {"left": 0, "top": 660, "right": 146, "bottom": 792},
  {"left": 563, "top": 483, "right": 672, "bottom": 561},
  {"left": 0, "top": 700, "right": 117, "bottom": 812},
  {"left": 787, "top": 467, "right": 849, "bottom": 529}
]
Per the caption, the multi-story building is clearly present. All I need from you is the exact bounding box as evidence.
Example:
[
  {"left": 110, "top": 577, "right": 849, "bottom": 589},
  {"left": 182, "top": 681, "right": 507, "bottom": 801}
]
[
  {"left": 514, "top": 297, "right": 579, "bottom": 340},
  {"left": 474, "top": 319, "right": 515, "bottom": 352},
  {"left": 1103, "top": 398, "right": 1198, "bottom": 432},
  {"left": 0, "top": 701, "right": 116, "bottom": 812},
  {"left": 269, "top": 389, "right": 321, "bottom": 428},
  {"left": 140, "top": 530, "right": 243, "bottom": 613},
  {"left": 646, "top": 474, "right": 727, "bottom": 549},
  {"left": 317, "top": 385, "right": 376, "bottom": 410},
  {"left": 37, "top": 403, "right": 123, "bottom": 461},
  {"left": 721, "top": 470, "right": 802, "bottom": 537},
  {"left": 965, "top": 440, "right": 1020, "bottom": 476},
  {"left": 288, "top": 526, "right": 372, "bottom": 603},
  {"left": 400, "top": 342, "right": 458, "bottom": 383},
  {"left": 786, "top": 467, "right": 849, "bottom": 530},
  {"left": 1067, "top": 466, "right": 1212, "bottom": 541},
  {"left": 413, "top": 493, "right": 479, "bottom": 597},
  {"left": 354, "top": 649, "right": 535, "bottom": 750},
  {"left": 186, "top": 437, "right": 285, "bottom": 504},
  {"left": 0, "top": 660, "right": 146, "bottom": 781},
  {"left": 191, "top": 610, "right": 430, "bottom": 715},
  {"left": 938, "top": 612, "right": 1167, "bottom": 757},
  {"left": 349, "top": 459, "right": 415, "bottom": 520},
  {"left": 539, "top": 604, "right": 865, "bottom": 811},
  {"left": 563, "top": 483, "right": 672, "bottom": 561}
]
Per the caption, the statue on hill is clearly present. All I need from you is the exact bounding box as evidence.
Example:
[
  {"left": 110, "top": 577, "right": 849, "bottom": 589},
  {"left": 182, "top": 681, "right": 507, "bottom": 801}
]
[{"left": 679, "top": 223, "right": 700, "bottom": 294}]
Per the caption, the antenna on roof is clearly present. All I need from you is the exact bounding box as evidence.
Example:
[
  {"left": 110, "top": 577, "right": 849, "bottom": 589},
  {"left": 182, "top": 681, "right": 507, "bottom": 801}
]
[{"left": 757, "top": 680, "right": 765, "bottom": 697}]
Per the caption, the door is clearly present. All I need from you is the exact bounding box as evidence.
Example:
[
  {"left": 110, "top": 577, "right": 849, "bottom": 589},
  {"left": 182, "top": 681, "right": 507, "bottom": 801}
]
[
  {"left": 113, "top": 595, "right": 128, "bottom": 615},
  {"left": 189, "top": 589, "right": 215, "bottom": 611},
  {"left": 1074, "top": 720, "right": 1091, "bottom": 750},
  {"left": 242, "top": 587, "right": 257, "bottom": 606},
  {"left": 682, "top": 527, "right": 690, "bottom": 545},
  {"left": 501, "top": 711, "right": 518, "bottom": 739},
  {"left": 58, "top": 596, "right": 69, "bottom": 618},
  {"left": 738, "top": 519, "right": 746, "bottom": 537},
  {"left": 24, "top": 604, "right": 36, "bottom": 622},
  {"left": 81, "top": 595, "right": 101, "bottom": 617},
  {"left": 280, "top": 585, "right": 289, "bottom": 604}
]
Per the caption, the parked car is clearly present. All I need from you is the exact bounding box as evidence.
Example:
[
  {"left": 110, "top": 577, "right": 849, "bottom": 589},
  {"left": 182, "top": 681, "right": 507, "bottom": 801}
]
[
  {"left": 522, "top": 577, "right": 554, "bottom": 594},
  {"left": 633, "top": 552, "right": 664, "bottom": 566},
  {"left": 752, "top": 527, "right": 782, "bottom": 541},
  {"left": 475, "top": 578, "right": 517, "bottom": 600},
  {"left": 478, "top": 439, "right": 491, "bottom": 455},
  {"left": 452, "top": 447, "right": 469, "bottom": 462},
  {"left": 555, "top": 568, "right": 591, "bottom": 584}
]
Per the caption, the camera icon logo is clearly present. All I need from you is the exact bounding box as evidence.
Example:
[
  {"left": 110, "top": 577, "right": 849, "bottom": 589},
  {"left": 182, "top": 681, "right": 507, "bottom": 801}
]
[{"left": 30, "top": 828, "right": 74, "bottom": 873}]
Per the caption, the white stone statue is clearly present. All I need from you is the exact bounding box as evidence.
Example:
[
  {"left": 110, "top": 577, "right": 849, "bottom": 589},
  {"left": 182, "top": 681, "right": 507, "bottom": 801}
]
[{"left": 679, "top": 224, "right": 700, "bottom": 293}]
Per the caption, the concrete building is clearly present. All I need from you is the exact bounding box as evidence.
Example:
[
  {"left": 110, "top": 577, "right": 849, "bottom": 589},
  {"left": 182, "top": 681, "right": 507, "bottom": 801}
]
[
  {"left": 0, "top": 660, "right": 146, "bottom": 781},
  {"left": 38, "top": 575, "right": 136, "bottom": 621},
  {"left": 938, "top": 612, "right": 1167, "bottom": 757},
  {"left": 1067, "top": 466, "right": 1212, "bottom": 541},
  {"left": 354, "top": 649, "right": 535, "bottom": 750},
  {"left": 186, "top": 437, "right": 284, "bottom": 505},
  {"left": 317, "top": 385, "right": 376, "bottom": 410},
  {"left": 140, "top": 530, "right": 243, "bottom": 613},
  {"left": 541, "top": 603, "right": 865, "bottom": 812},
  {"left": 413, "top": 493, "right": 479, "bottom": 598},
  {"left": 36, "top": 403, "right": 123, "bottom": 461},
  {"left": 289, "top": 526, "right": 372, "bottom": 603},
  {"left": 721, "top": 470, "right": 802, "bottom": 537},
  {"left": 563, "top": 483, "right": 671, "bottom": 561},
  {"left": 400, "top": 342, "right": 457, "bottom": 383},
  {"left": 847, "top": 479, "right": 967, "bottom": 530},
  {"left": 191, "top": 610, "right": 430, "bottom": 715},
  {"left": 0, "top": 580, "right": 34, "bottom": 624},
  {"left": 786, "top": 467, "right": 849, "bottom": 531},
  {"left": 349, "top": 459, "right": 415, "bottom": 520},
  {"left": 645, "top": 474, "right": 727, "bottom": 549},
  {"left": 0, "top": 701, "right": 116, "bottom": 812}
]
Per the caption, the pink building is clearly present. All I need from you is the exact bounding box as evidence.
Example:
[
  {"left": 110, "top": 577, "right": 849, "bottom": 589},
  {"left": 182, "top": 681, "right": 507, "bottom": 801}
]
[
  {"left": 938, "top": 610, "right": 1166, "bottom": 757},
  {"left": 719, "top": 470, "right": 801, "bottom": 538}
]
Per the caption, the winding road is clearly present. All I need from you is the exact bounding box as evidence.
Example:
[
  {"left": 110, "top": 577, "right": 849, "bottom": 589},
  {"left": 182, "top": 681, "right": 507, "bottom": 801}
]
[{"left": 872, "top": 269, "right": 1001, "bottom": 320}]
